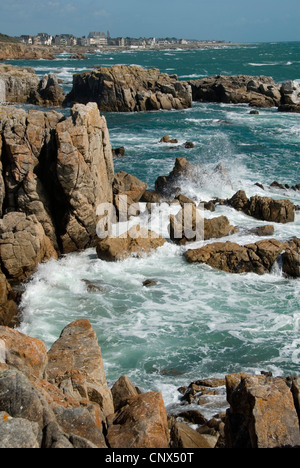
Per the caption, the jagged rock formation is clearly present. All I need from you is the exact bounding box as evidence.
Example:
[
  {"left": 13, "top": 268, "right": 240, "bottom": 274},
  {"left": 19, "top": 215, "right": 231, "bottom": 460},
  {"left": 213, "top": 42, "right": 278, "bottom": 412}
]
[
  {"left": 0, "top": 64, "right": 65, "bottom": 106},
  {"left": 184, "top": 237, "right": 300, "bottom": 277},
  {"left": 188, "top": 75, "right": 300, "bottom": 112},
  {"left": 0, "top": 103, "right": 114, "bottom": 324},
  {"left": 96, "top": 225, "right": 166, "bottom": 262},
  {"left": 1, "top": 320, "right": 300, "bottom": 448},
  {"left": 66, "top": 65, "right": 193, "bottom": 112}
]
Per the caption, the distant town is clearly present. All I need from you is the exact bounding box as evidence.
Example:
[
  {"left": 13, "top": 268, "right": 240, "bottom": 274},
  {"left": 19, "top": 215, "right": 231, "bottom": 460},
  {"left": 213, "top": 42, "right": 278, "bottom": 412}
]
[{"left": 15, "top": 31, "right": 228, "bottom": 49}]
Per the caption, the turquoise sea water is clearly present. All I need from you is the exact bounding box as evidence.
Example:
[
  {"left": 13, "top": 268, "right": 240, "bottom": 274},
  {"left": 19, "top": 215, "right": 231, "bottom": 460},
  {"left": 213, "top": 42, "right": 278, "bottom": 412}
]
[{"left": 6, "top": 42, "right": 300, "bottom": 414}]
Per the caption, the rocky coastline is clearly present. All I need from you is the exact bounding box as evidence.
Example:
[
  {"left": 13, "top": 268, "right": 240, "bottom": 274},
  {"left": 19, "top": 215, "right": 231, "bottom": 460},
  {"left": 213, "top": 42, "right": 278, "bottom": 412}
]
[
  {"left": 0, "top": 59, "right": 300, "bottom": 447},
  {"left": 1, "top": 319, "right": 300, "bottom": 448}
]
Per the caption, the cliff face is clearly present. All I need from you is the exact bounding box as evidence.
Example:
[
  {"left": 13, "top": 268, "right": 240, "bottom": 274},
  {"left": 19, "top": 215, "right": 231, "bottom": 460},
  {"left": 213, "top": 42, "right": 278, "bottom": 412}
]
[
  {"left": 66, "top": 65, "right": 193, "bottom": 112},
  {"left": 0, "top": 103, "right": 114, "bottom": 324}
]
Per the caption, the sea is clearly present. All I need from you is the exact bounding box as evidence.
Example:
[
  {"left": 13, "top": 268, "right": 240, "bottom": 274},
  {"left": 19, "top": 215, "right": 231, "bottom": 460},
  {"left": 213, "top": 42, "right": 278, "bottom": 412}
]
[{"left": 4, "top": 41, "right": 300, "bottom": 417}]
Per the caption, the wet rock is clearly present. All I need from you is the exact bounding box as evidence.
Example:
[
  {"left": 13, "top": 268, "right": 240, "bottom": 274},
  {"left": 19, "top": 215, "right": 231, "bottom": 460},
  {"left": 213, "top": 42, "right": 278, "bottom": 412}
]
[
  {"left": 188, "top": 75, "right": 281, "bottom": 108},
  {"left": 29, "top": 73, "right": 65, "bottom": 107},
  {"left": 107, "top": 392, "right": 170, "bottom": 448},
  {"left": 184, "top": 238, "right": 300, "bottom": 277},
  {"left": 170, "top": 205, "right": 236, "bottom": 245},
  {"left": 160, "top": 135, "right": 178, "bottom": 144},
  {"left": 143, "top": 279, "right": 157, "bottom": 287},
  {"left": 96, "top": 225, "right": 166, "bottom": 262},
  {"left": 112, "top": 147, "right": 125, "bottom": 158}
]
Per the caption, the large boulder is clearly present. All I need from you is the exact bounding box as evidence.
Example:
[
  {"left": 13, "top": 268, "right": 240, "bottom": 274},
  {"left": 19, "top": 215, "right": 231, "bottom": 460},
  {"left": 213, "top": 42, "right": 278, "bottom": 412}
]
[
  {"left": 228, "top": 190, "right": 295, "bottom": 224},
  {"left": 169, "top": 205, "right": 236, "bottom": 245},
  {"left": 188, "top": 75, "right": 281, "bottom": 108},
  {"left": 0, "top": 212, "right": 57, "bottom": 281},
  {"left": 96, "top": 225, "right": 166, "bottom": 262},
  {"left": 66, "top": 65, "right": 192, "bottom": 112},
  {"left": 225, "top": 373, "right": 300, "bottom": 448},
  {"left": 0, "top": 326, "right": 48, "bottom": 381},
  {"left": 0, "top": 103, "right": 114, "bottom": 254},
  {"left": 46, "top": 319, "right": 114, "bottom": 419},
  {"left": 107, "top": 392, "right": 170, "bottom": 448}
]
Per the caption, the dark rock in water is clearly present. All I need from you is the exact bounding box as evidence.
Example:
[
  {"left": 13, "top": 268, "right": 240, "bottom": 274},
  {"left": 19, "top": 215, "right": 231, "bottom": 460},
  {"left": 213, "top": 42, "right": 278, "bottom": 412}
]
[
  {"left": 66, "top": 65, "right": 192, "bottom": 112},
  {"left": 112, "top": 147, "right": 125, "bottom": 158},
  {"left": 250, "top": 110, "right": 259, "bottom": 115},
  {"left": 249, "top": 225, "right": 275, "bottom": 236},
  {"left": 160, "top": 135, "right": 178, "bottom": 144},
  {"left": 184, "top": 141, "right": 195, "bottom": 148},
  {"left": 143, "top": 279, "right": 157, "bottom": 287}
]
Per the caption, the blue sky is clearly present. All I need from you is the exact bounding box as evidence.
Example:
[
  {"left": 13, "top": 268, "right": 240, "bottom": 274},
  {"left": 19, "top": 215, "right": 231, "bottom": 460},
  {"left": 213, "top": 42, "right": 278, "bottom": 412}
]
[{"left": 0, "top": 0, "right": 299, "bottom": 42}]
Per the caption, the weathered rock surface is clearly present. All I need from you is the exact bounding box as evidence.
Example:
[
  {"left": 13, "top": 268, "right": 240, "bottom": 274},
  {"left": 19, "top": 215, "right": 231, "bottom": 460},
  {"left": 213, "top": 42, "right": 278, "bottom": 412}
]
[
  {"left": 0, "top": 102, "right": 114, "bottom": 323},
  {"left": 189, "top": 75, "right": 281, "bottom": 108},
  {"left": 1, "top": 319, "right": 300, "bottom": 448},
  {"left": 107, "top": 392, "right": 170, "bottom": 448},
  {"left": 0, "top": 43, "right": 56, "bottom": 61},
  {"left": 96, "top": 225, "right": 166, "bottom": 262},
  {"left": 113, "top": 171, "right": 148, "bottom": 220},
  {"left": 66, "top": 65, "right": 192, "bottom": 112},
  {"left": 227, "top": 190, "right": 295, "bottom": 223},
  {"left": 278, "top": 80, "right": 300, "bottom": 113},
  {"left": 0, "top": 212, "right": 57, "bottom": 281},
  {"left": 0, "top": 269, "right": 19, "bottom": 327},
  {"left": 225, "top": 373, "right": 300, "bottom": 448},
  {"left": 169, "top": 205, "right": 236, "bottom": 245},
  {"left": 184, "top": 237, "right": 300, "bottom": 277},
  {"left": 29, "top": 73, "right": 65, "bottom": 107},
  {"left": 0, "top": 64, "right": 64, "bottom": 106},
  {"left": 0, "top": 103, "right": 114, "bottom": 255}
]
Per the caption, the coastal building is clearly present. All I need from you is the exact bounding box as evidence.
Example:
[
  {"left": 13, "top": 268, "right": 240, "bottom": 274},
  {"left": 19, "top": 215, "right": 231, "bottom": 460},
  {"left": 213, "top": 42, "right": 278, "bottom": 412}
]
[
  {"left": 88, "top": 32, "right": 107, "bottom": 46},
  {"left": 54, "top": 34, "right": 77, "bottom": 46}
]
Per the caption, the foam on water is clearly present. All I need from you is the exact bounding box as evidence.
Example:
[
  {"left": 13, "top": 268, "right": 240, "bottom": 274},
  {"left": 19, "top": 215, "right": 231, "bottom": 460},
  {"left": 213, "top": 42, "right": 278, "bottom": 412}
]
[{"left": 10, "top": 41, "right": 300, "bottom": 415}]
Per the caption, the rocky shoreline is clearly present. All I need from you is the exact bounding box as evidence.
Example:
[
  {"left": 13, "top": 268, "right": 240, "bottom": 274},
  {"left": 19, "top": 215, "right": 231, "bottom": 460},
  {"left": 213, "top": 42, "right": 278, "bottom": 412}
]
[
  {"left": 0, "top": 60, "right": 300, "bottom": 447},
  {"left": 1, "top": 319, "right": 300, "bottom": 448}
]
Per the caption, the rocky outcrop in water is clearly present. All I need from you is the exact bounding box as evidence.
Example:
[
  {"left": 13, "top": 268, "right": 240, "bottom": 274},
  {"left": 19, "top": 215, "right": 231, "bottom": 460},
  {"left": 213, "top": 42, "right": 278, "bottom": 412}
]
[
  {"left": 188, "top": 75, "right": 300, "bottom": 112},
  {"left": 1, "top": 320, "right": 300, "bottom": 448},
  {"left": 227, "top": 190, "right": 295, "bottom": 224},
  {"left": 66, "top": 65, "right": 193, "bottom": 112},
  {"left": 0, "top": 103, "right": 114, "bottom": 324},
  {"left": 184, "top": 237, "right": 300, "bottom": 277},
  {"left": 0, "top": 64, "right": 65, "bottom": 107}
]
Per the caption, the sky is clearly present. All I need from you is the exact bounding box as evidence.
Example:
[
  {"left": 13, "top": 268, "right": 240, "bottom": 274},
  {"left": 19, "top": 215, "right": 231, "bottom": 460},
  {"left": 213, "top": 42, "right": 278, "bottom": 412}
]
[{"left": 0, "top": 0, "right": 299, "bottom": 43}]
